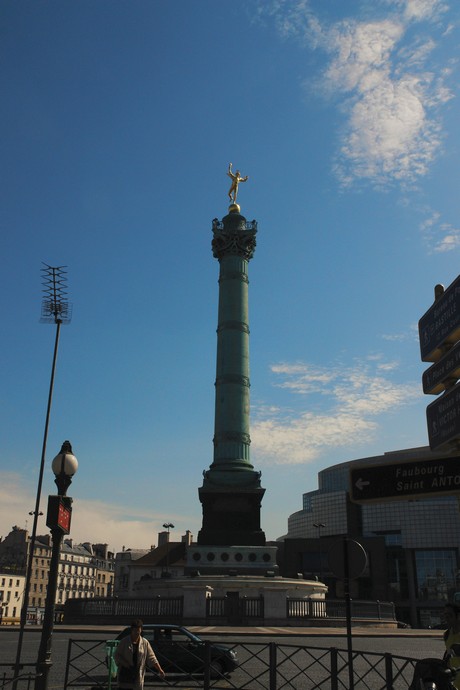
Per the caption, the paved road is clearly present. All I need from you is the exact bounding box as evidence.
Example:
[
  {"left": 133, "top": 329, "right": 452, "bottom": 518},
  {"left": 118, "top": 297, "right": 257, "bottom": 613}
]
[{"left": 0, "top": 625, "right": 446, "bottom": 689}]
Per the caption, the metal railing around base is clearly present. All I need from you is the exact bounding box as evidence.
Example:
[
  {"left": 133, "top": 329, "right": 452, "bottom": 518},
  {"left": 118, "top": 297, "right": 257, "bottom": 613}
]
[
  {"left": 286, "top": 598, "right": 396, "bottom": 622},
  {"left": 64, "top": 597, "right": 184, "bottom": 625},
  {"left": 206, "top": 596, "right": 264, "bottom": 623}
]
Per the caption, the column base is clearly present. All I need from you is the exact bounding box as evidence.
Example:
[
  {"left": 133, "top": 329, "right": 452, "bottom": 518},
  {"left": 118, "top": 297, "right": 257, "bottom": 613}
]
[{"left": 197, "top": 487, "right": 266, "bottom": 546}]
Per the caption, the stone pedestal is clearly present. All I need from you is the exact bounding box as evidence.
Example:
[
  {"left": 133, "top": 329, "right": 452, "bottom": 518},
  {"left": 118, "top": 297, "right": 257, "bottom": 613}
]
[
  {"left": 264, "top": 586, "right": 290, "bottom": 620},
  {"left": 182, "top": 584, "right": 213, "bottom": 620}
]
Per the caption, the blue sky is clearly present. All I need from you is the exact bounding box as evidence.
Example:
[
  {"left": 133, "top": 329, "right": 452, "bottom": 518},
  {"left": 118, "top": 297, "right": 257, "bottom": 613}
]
[{"left": 1, "top": 0, "right": 460, "bottom": 553}]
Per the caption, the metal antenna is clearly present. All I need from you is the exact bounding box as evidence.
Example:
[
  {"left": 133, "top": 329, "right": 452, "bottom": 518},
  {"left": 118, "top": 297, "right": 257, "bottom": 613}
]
[
  {"left": 40, "top": 264, "right": 72, "bottom": 324},
  {"left": 13, "top": 265, "right": 71, "bottom": 688}
]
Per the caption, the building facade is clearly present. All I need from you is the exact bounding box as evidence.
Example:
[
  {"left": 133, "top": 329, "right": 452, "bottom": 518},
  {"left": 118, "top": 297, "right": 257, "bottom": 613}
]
[
  {"left": 0, "top": 527, "right": 114, "bottom": 620},
  {"left": 57, "top": 540, "right": 114, "bottom": 608},
  {"left": 0, "top": 572, "right": 25, "bottom": 622},
  {"left": 114, "top": 548, "right": 150, "bottom": 597},
  {"left": 283, "top": 446, "right": 460, "bottom": 627}
]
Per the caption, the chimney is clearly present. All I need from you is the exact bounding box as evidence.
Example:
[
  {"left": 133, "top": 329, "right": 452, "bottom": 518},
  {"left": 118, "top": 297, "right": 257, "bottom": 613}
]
[
  {"left": 158, "top": 531, "right": 169, "bottom": 546},
  {"left": 181, "top": 530, "right": 193, "bottom": 546}
]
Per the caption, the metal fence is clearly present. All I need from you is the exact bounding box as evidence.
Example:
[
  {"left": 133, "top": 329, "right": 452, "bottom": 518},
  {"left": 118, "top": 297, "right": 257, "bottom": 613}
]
[
  {"left": 206, "top": 596, "right": 264, "bottom": 622},
  {"left": 62, "top": 637, "right": 417, "bottom": 690},
  {"left": 0, "top": 663, "right": 40, "bottom": 690},
  {"left": 286, "top": 599, "right": 396, "bottom": 621},
  {"left": 63, "top": 596, "right": 396, "bottom": 625},
  {"left": 64, "top": 597, "right": 184, "bottom": 624}
]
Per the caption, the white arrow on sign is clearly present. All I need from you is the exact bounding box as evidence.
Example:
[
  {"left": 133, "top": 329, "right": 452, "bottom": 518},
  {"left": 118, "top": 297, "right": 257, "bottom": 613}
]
[{"left": 355, "top": 477, "right": 370, "bottom": 491}]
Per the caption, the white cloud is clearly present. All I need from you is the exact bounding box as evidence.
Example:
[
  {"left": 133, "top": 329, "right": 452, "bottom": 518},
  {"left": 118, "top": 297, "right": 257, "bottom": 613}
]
[
  {"left": 403, "top": 0, "right": 449, "bottom": 22},
  {"left": 259, "top": 0, "right": 453, "bottom": 187},
  {"left": 420, "top": 209, "right": 460, "bottom": 252},
  {"left": 323, "top": 20, "right": 404, "bottom": 93},
  {"left": 434, "top": 231, "right": 460, "bottom": 252},
  {"left": 323, "top": 17, "right": 450, "bottom": 186},
  {"left": 271, "top": 362, "right": 336, "bottom": 394},
  {"left": 251, "top": 359, "right": 420, "bottom": 465}
]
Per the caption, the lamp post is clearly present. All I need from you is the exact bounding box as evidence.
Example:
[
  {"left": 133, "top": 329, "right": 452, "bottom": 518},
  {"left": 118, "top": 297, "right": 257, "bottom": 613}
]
[
  {"left": 313, "top": 522, "right": 325, "bottom": 581},
  {"left": 35, "top": 441, "right": 78, "bottom": 690},
  {"left": 162, "top": 522, "right": 174, "bottom": 577},
  {"left": 14, "top": 265, "right": 71, "bottom": 689}
]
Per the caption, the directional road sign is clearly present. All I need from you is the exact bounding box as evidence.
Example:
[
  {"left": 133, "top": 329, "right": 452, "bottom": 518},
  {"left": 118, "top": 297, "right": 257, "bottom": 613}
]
[
  {"left": 419, "top": 274, "right": 460, "bottom": 362},
  {"left": 423, "top": 340, "right": 460, "bottom": 395},
  {"left": 426, "top": 383, "right": 460, "bottom": 450},
  {"left": 349, "top": 455, "right": 460, "bottom": 503}
]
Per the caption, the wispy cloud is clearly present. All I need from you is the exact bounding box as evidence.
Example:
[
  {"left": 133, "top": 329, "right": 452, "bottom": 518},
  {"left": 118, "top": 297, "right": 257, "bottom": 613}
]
[
  {"left": 399, "top": 0, "right": 449, "bottom": 22},
  {"left": 420, "top": 209, "right": 460, "bottom": 252},
  {"left": 382, "top": 323, "right": 419, "bottom": 342},
  {"left": 251, "top": 358, "right": 420, "bottom": 465},
  {"left": 258, "top": 0, "right": 454, "bottom": 187}
]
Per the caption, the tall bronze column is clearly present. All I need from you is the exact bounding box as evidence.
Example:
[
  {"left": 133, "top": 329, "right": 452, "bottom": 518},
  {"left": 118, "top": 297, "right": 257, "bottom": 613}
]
[{"left": 197, "top": 201, "right": 266, "bottom": 547}]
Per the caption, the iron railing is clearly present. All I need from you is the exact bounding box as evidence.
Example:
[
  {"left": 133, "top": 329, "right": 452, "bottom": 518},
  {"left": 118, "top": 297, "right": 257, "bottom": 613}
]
[
  {"left": 287, "top": 598, "right": 396, "bottom": 621},
  {"left": 64, "top": 596, "right": 184, "bottom": 624},
  {"left": 206, "top": 596, "right": 264, "bottom": 621},
  {"left": 0, "top": 663, "right": 40, "bottom": 690},
  {"left": 63, "top": 595, "right": 395, "bottom": 625},
  {"left": 62, "top": 638, "right": 418, "bottom": 690}
]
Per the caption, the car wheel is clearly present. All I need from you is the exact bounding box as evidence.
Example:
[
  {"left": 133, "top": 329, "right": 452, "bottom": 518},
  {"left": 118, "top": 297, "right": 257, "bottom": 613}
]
[{"left": 210, "top": 659, "right": 225, "bottom": 679}]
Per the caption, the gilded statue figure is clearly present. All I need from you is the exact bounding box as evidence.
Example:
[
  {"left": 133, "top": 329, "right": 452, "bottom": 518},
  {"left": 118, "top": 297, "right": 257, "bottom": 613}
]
[{"left": 227, "top": 163, "right": 248, "bottom": 204}]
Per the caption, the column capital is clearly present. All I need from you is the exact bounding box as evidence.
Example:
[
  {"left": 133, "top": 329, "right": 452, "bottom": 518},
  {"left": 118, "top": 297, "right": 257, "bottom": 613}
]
[{"left": 212, "top": 211, "right": 257, "bottom": 261}]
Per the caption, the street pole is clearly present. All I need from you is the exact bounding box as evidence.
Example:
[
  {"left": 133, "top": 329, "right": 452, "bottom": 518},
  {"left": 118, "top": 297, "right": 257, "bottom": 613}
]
[
  {"left": 35, "top": 441, "right": 78, "bottom": 690},
  {"left": 162, "top": 522, "right": 174, "bottom": 577},
  {"left": 313, "top": 522, "right": 325, "bottom": 581},
  {"left": 13, "top": 265, "right": 71, "bottom": 690},
  {"left": 35, "top": 524, "right": 65, "bottom": 689},
  {"left": 344, "top": 538, "right": 354, "bottom": 690}
]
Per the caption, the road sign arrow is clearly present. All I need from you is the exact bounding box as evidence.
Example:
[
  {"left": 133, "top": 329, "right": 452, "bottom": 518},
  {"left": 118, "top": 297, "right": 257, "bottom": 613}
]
[{"left": 355, "top": 478, "right": 370, "bottom": 491}]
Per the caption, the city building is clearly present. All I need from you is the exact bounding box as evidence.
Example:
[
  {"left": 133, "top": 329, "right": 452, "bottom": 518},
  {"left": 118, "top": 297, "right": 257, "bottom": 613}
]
[
  {"left": 57, "top": 540, "right": 114, "bottom": 608},
  {"left": 0, "top": 527, "right": 114, "bottom": 621},
  {"left": 0, "top": 527, "right": 51, "bottom": 617},
  {"left": 282, "top": 446, "right": 460, "bottom": 627},
  {"left": 114, "top": 532, "right": 193, "bottom": 596},
  {"left": 0, "top": 572, "right": 25, "bottom": 622},
  {"left": 92, "top": 543, "right": 115, "bottom": 598},
  {"left": 114, "top": 547, "right": 150, "bottom": 597}
]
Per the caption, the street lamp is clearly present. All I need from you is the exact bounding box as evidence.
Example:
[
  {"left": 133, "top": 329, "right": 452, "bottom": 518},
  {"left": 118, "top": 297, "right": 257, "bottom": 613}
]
[
  {"left": 162, "top": 522, "right": 174, "bottom": 577},
  {"left": 313, "top": 522, "right": 325, "bottom": 582},
  {"left": 35, "top": 441, "right": 78, "bottom": 690}
]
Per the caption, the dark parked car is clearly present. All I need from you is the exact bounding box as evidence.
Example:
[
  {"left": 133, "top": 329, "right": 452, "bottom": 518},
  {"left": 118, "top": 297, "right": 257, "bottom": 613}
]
[{"left": 110, "top": 624, "right": 238, "bottom": 678}]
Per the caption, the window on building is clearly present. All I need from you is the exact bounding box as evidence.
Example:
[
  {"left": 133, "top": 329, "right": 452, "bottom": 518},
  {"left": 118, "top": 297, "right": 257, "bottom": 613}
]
[{"left": 415, "top": 549, "right": 457, "bottom": 601}]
